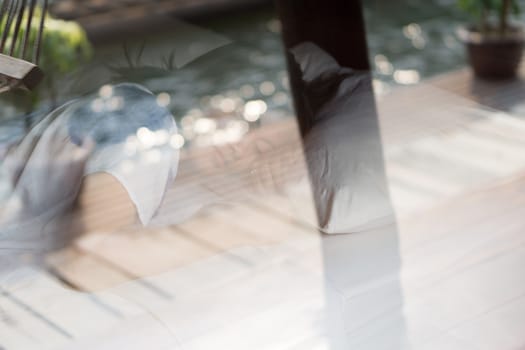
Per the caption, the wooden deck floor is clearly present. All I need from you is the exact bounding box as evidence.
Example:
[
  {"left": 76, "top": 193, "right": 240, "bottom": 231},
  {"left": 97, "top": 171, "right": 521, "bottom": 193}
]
[
  {"left": 2, "top": 66, "right": 525, "bottom": 349},
  {"left": 430, "top": 66, "right": 525, "bottom": 113},
  {"left": 46, "top": 66, "right": 525, "bottom": 283}
]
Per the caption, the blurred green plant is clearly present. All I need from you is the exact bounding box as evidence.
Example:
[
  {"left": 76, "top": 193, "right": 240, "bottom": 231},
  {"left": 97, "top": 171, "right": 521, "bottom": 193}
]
[
  {"left": 457, "top": 0, "right": 521, "bottom": 35},
  {"left": 1, "top": 8, "right": 93, "bottom": 119}
]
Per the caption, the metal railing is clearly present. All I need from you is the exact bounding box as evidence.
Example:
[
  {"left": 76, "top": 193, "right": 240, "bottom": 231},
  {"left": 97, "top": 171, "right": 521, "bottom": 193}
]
[{"left": 0, "top": 0, "right": 48, "bottom": 93}]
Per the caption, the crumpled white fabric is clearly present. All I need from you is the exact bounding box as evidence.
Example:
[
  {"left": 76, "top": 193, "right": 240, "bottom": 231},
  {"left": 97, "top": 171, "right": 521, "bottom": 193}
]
[
  {"left": 290, "top": 42, "right": 394, "bottom": 234},
  {"left": 0, "top": 83, "right": 179, "bottom": 253}
]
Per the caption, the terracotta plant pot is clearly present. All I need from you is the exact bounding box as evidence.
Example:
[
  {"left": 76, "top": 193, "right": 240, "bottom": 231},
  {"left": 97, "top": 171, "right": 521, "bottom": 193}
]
[{"left": 458, "top": 26, "right": 525, "bottom": 79}]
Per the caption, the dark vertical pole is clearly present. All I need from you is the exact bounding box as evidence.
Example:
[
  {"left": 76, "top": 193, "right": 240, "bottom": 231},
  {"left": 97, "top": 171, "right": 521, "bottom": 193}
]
[
  {"left": 275, "top": 3, "right": 407, "bottom": 349},
  {"left": 275, "top": 0, "right": 371, "bottom": 134}
]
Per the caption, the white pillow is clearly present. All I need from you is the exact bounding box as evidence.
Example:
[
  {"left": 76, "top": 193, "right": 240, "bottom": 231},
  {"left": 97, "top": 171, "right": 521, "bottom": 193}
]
[
  {"left": 1, "top": 83, "right": 179, "bottom": 252},
  {"left": 290, "top": 42, "right": 394, "bottom": 234}
]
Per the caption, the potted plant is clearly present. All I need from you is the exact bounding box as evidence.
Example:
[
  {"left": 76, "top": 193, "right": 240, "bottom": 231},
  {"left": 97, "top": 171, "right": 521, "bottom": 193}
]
[{"left": 457, "top": 0, "right": 524, "bottom": 79}]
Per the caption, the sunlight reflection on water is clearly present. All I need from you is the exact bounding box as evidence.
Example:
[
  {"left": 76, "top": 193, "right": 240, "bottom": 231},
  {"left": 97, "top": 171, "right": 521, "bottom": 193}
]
[{"left": 0, "top": 1, "right": 482, "bottom": 153}]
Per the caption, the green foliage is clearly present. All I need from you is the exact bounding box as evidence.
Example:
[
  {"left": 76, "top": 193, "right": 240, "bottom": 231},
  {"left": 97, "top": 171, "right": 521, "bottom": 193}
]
[
  {"left": 457, "top": 0, "right": 521, "bottom": 32},
  {"left": 2, "top": 9, "right": 92, "bottom": 71},
  {"left": 458, "top": 0, "right": 520, "bottom": 14},
  {"left": 1, "top": 9, "right": 93, "bottom": 114},
  {"left": 458, "top": 0, "right": 490, "bottom": 16},
  {"left": 39, "top": 16, "right": 93, "bottom": 75}
]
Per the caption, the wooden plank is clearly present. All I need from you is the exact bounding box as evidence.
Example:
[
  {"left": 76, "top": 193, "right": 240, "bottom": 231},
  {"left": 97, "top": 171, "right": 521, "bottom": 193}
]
[
  {"left": 72, "top": 228, "right": 217, "bottom": 278},
  {"left": 428, "top": 62, "right": 525, "bottom": 113},
  {"left": 0, "top": 291, "right": 68, "bottom": 349},
  {"left": 69, "top": 172, "right": 138, "bottom": 234},
  {"left": 46, "top": 248, "right": 136, "bottom": 292},
  {"left": 1, "top": 269, "right": 120, "bottom": 339},
  {"left": 0, "top": 54, "right": 43, "bottom": 90}
]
